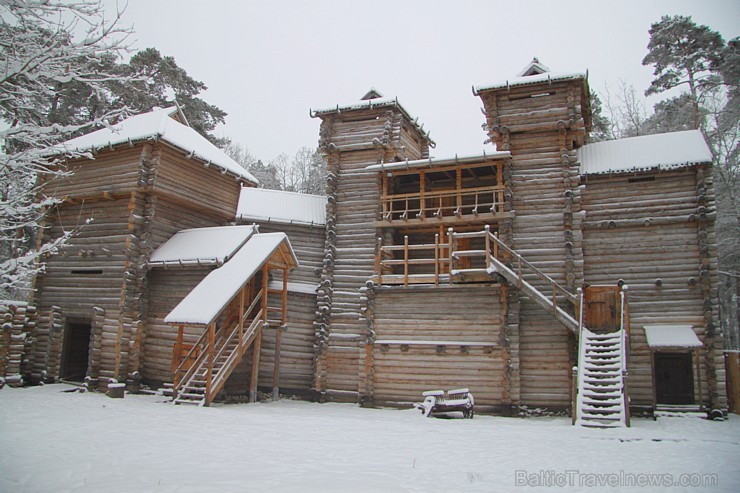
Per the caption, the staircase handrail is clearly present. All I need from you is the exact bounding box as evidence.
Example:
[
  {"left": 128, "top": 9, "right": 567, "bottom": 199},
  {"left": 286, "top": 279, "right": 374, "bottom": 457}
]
[
  {"left": 485, "top": 228, "right": 577, "bottom": 306},
  {"left": 573, "top": 288, "right": 587, "bottom": 425},
  {"left": 620, "top": 285, "right": 631, "bottom": 427},
  {"left": 210, "top": 309, "right": 264, "bottom": 395},
  {"left": 173, "top": 288, "right": 263, "bottom": 398}
]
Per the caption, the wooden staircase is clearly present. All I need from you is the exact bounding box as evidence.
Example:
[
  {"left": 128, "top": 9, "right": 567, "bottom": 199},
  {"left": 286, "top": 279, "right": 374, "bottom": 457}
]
[
  {"left": 446, "top": 228, "right": 630, "bottom": 427},
  {"left": 575, "top": 328, "right": 628, "bottom": 427},
  {"left": 171, "top": 290, "right": 265, "bottom": 406}
]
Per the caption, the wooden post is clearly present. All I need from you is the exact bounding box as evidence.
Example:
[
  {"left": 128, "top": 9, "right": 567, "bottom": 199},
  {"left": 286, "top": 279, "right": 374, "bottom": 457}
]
[
  {"left": 455, "top": 168, "right": 462, "bottom": 216},
  {"left": 273, "top": 268, "right": 288, "bottom": 401},
  {"left": 434, "top": 233, "right": 440, "bottom": 286},
  {"left": 375, "top": 237, "right": 383, "bottom": 285},
  {"left": 484, "top": 225, "right": 491, "bottom": 270},
  {"left": 173, "top": 324, "right": 184, "bottom": 374},
  {"left": 650, "top": 350, "right": 657, "bottom": 419},
  {"left": 552, "top": 283, "right": 557, "bottom": 315},
  {"left": 381, "top": 172, "right": 388, "bottom": 219},
  {"left": 517, "top": 256, "right": 523, "bottom": 288},
  {"left": 206, "top": 322, "right": 215, "bottom": 406},
  {"left": 238, "top": 285, "right": 245, "bottom": 357},
  {"left": 695, "top": 348, "right": 703, "bottom": 410},
  {"left": 250, "top": 265, "right": 269, "bottom": 403},
  {"left": 623, "top": 369, "right": 631, "bottom": 427},
  {"left": 571, "top": 366, "right": 578, "bottom": 425},
  {"left": 448, "top": 228, "right": 455, "bottom": 284},
  {"left": 419, "top": 170, "right": 425, "bottom": 219},
  {"left": 403, "top": 235, "right": 409, "bottom": 287}
]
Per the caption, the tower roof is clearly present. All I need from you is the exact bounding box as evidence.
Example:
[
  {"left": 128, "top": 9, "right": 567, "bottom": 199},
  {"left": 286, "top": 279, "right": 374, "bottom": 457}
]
[
  {"left": 516, "top": 57, "right": 551, "bottom": 77},
  {"left": 56, "top": 107, "right": 258, "bottom": 184}
]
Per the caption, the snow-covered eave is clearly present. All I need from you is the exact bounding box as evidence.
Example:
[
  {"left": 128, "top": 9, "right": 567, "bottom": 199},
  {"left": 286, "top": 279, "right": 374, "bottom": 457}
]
[
  {"left": 147, "top": 258, "right": 221, "bottom": 269},
  {"left": 581, "top": 160, "right": 710, "bottom": 177},
  {"left": 58, "top": 135, "right": 257, "bottom": 185},
  {"left": 310, "top": 97, "right": 436, "bottom": 148},
  {"left": 164, "top": 234, "right": 299, "bottom": 326},
  {"left": 237, "top": 214, "right": 326, "bottom": 227},
  {"left": 473, "top": 71, "right": 587, "bottom": 94},
  {"left": 364, "top": 150, "right": 510, "bottom": 172}
]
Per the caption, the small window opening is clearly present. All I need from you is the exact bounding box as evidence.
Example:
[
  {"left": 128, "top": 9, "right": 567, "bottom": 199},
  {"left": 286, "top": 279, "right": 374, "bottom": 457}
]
[
  {"left": 628, "top": 176, "right": 656, "bottom": 184},
  {"left": 70, "top": 269, "right": 103, "bottom": 275}
]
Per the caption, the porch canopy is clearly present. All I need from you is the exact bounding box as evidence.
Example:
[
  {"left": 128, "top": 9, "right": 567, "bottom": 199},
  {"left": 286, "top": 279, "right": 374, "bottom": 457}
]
[
  {"left": 164, "top": 232, "right": 298, "bottom": 326},
  {"left": 644, "top": 325, "right": 703, "bottom": 349},
  {"left": 149, "top": 225, "right": 256, "bottom": 268}
]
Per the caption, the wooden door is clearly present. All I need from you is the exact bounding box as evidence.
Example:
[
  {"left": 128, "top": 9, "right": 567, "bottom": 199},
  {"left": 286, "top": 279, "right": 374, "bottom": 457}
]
[
  {"left": 584, "top": 286, "right": 620, "bottom": 332},
  {"left": 654, "top": 352, "right": 694, "bottom": 405}
]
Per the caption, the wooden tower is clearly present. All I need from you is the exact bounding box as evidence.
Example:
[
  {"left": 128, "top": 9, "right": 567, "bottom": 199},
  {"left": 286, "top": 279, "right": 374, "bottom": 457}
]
[{"left": 311, "top": 92, "right": 433, "bottom": 402}]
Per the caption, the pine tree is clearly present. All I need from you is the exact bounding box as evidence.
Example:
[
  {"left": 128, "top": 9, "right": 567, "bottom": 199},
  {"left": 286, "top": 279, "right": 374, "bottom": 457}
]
[
  {"left": 642, "top": 15, "right": 725, "bottom": 130},
  {"left": 0, "top": 0, "right": 133, "bottom": 298}
]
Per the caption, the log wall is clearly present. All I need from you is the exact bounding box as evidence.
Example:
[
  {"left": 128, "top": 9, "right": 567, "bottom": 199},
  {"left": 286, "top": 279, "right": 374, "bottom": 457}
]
[
  {"left": 582, "top": 168, "right": 725, "bottom": 409},
  {"left": 314, "top": 104, "right": 431, "bottom": 402},
  {"left": 479, "top": 78, "right": 588, "bottom": 408},
  {"left": 142, "top": 267, "right": 212, "bottom": 386},
  {"left": 0, "top": 301, "right": 36, "bottom": 386},
  {"left": 369, "top": 285, "right": 507, "bottom": 411},
  {"left": 29, "top": 139, "right": 245, "bottom": 389}
]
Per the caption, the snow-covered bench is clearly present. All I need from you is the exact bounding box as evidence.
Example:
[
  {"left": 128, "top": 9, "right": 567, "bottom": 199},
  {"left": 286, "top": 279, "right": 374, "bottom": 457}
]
[{"left": 417, "top": 388, "right": 474, "bottom": 418}]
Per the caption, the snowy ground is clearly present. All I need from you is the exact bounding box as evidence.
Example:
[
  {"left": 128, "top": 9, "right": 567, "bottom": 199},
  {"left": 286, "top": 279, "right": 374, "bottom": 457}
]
[{"left": 1, "top": 385, "right": 739, "bottom": 493}]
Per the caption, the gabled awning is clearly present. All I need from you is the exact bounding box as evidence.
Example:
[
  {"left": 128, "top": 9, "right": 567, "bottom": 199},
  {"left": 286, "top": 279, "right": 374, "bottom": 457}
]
[
  {"left": 644, "top": 325, "right": 703, "bottom": 349},
  {"left": 148, "top": 225, "right": 257, "bottom": 267},
  {"left": 164, "top": 232, "right": 298, "bottom": 326}
]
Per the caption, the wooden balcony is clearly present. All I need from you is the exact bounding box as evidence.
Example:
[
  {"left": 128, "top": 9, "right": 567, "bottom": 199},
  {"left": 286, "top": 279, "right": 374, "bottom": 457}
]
[{"left": 376, "top": 185, "right": 507, "bottom": 228}]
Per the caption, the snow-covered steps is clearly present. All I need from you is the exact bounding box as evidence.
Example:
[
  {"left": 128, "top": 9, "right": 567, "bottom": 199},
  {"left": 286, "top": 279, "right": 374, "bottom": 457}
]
[{"left": 575, "top": 327, "right": 628, "bottom": 428}]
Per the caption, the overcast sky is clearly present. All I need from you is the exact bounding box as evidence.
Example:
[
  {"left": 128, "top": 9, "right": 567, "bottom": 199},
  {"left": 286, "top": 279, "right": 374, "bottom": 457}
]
[{"left": 114, "top": 0, "right": 738, "bottom": 162}]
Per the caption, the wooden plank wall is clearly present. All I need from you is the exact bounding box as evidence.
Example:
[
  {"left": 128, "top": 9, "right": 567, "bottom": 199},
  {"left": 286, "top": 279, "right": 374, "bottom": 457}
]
[
  {"left": 370, "top": 285, "right": 506, "bottom": 411},
  {"left": 154, "top": 145, "right": 243, "bottom": 220},
  {"left": 141, "top": 267, "right": 212, "bottom": 386},
  {"left": 479, "top": 79, "right": 587, "bottom": 408},
  {"left": 45, "top": 146, "right": 142, "bottom": 198},
  {"left": 30, "top": 196, "right": 132, "bottom": 384},
  {"left": 250, "top": 222, "right": 324, "bottom": 395},
  {"left": 582, "top": 169, "right": 724, "bottom": 408}
]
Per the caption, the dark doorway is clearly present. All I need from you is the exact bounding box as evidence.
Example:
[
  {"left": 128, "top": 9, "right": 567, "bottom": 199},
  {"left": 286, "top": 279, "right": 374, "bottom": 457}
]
[
  {"left": 61, "top": 322, "right": 92, "bottom": 381},
  {"left": 655, "top": 352, "right": 694, "bottom": 405}
]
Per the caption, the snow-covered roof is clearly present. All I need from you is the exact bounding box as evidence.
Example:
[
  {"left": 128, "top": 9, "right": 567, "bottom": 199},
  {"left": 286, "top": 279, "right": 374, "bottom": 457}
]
[
  {"left": 364, "top": 151, "right": 510, "bottom": 172},
  {"left": 517, "top": 58, "right": 551, "bottom": 77},
  {"left": 474, "top": 71, "right": 586, "bottom": 93},
  {"left": 165, "top": 233, "right": 298, "bottom": 326},
  {"left": 578, "top": 130, "right": 712, "bottom": 175},
  {"left": 644, "top": 325, "right": 703, "bottom": 349},
  {"left": 311, "top": 97, "right": 402, "bottom": 116},
  {"left": 57, "top": 107, "right": 258, "bottom": 184},
  {"left": 310, "top": 94, "right": 435, "bottom": 147},
  {"left": 148, "top": 225, "right": 256, "bottom": 268},
  {"left": 237, "top": 188, "right": 326, "bottom": 226}
]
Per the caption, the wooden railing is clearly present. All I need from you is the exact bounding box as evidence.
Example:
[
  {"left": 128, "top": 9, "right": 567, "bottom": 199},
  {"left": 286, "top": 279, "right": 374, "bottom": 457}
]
[
  {"left": 482, "top": 227, "right": 578, "bottom": 307},
  {"left": 375, "top": 225, "right": 578, "bottom": 311},
  {"left": 172, "top": 288, "right": 264, "bottom": 403},
  {"left": 380, "top": 185, "right": 504, "bottom": 223}
]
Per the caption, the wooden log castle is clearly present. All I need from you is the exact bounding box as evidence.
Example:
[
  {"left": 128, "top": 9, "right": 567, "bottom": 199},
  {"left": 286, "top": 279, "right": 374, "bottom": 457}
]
[
  {"left": 309, "top": 59, "right": 726, "bottom": 425},
  {"left": 1, "top": 59, "right": 728, "bottom": 424}
]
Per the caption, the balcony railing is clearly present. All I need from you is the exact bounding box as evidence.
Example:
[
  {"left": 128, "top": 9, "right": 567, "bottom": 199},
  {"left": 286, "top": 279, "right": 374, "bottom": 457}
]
[
  {"left": 374, "top": 226, "right": 578, "bottom": 309},
  {"left": 380, "top": 185, "right": 504, "bottom": 223}
]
